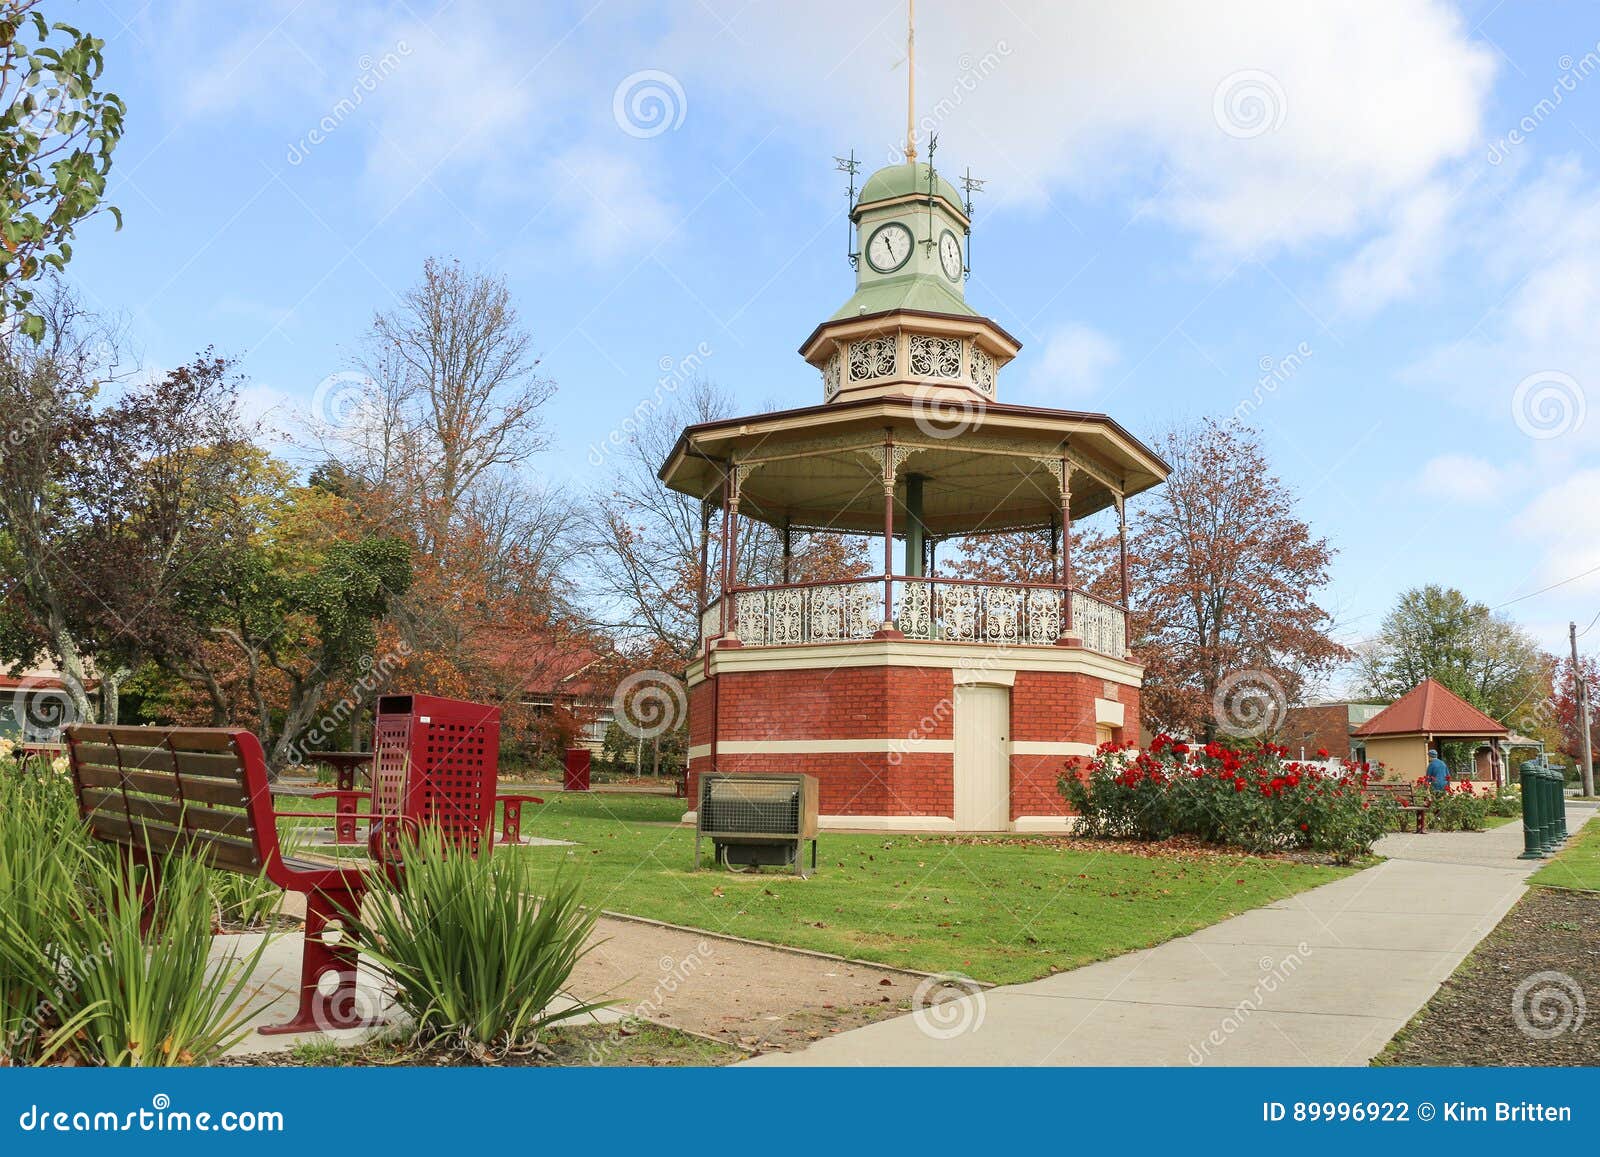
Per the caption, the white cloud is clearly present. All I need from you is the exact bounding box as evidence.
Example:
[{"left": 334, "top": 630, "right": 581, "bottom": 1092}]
[
  {"left": 547, "top": 146, "right": 680, "bottom": 264},
  {"left": 1333, "top": 181, "right": 1457, "bottom": 315},
  {"left": 1416, "top": 454, "right": 1507, "bottom": 503},
  {"left": 1404, "top": 158, "right": 1600, "bottom": 462},
  {"left": 1025, "top": 323, "right": 1118, "bottom": 400},
  {"left": 669, "top": 0, "right": 1495, "bottom": 257},
  {"left": 1516, "top": 469, "right": 1600, "bottom": 597}
]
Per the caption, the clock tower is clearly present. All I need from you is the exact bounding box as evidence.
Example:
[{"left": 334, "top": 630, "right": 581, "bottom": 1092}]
[{"left": 799, "top": 159, "right": 1021, "bottom": 410}]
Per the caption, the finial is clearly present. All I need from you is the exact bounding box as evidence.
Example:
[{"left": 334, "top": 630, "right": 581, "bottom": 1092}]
[{"left": 905, "top": 0, "right": 917, "bottom": 162}]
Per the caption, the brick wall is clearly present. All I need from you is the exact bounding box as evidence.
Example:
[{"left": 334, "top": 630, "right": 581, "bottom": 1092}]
[
  {"left": 692, "top": 659, "right": 1140, "bottom": 824},
  {"left": 1277, "top": 705, "right": 1351, "bottom": 758}
]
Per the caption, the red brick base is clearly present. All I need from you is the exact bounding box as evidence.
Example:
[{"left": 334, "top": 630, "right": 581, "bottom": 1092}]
[{"left": 689, "top": 656, "right": 1139, "bottom": 826}]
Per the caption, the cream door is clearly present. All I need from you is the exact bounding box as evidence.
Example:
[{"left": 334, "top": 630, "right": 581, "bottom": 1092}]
[{"left": 953, "top": 683, "right": 1010, "bottom": 830}]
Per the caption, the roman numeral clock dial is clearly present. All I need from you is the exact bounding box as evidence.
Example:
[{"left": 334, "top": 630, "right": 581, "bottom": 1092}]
[{"left": 865, "top": 222, "right": 913, "bottom": 273}]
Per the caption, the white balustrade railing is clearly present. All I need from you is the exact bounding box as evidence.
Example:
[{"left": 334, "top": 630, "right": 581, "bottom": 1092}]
[{"left": 701, "top": 579, "right": 1128, "bottom": 658}]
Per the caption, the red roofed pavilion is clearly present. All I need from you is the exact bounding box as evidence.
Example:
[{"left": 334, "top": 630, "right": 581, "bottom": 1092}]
[{"left": 1353, "top": 678, "right": 1510, "bottom": 785}]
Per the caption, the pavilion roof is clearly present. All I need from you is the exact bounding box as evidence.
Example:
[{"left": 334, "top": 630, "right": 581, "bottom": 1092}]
[{"left": 1352, "top": 678, "right": 1508, "bottom": 738}]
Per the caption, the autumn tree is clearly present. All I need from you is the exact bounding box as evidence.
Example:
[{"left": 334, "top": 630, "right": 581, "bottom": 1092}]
[
  {"left": 584, "top": 379, "right": 870, "bottom": 670},
  {"left": 1116, "top": 419, "right": 1344, "bottom": 737},
  {"left": 0, "top": 291, "right": 259, "bottom": 722},
  {"left": 1355, "top": 585, "right": 1551, "bottom": 724},
  {"left": 1550, "top": 654, "right": 1597, "bottom": 784}
]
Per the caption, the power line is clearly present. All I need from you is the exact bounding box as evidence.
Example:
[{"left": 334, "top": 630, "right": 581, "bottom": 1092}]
[
  {"left": 1575, "top": 608, "right": 1600, "bottom": 639},
  {"left": 1492, "top": 563, "right": 1600, "bottom": 611}
]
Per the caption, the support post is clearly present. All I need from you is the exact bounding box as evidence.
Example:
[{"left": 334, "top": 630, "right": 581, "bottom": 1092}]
[
  {"left": 717, "top": 472, "right": 732, "bottom": 638},
  {"left": 1057, "top": 454, "right": 1078, "bottom": 645},
  {"left": 877, "top": 437, "right": 902, "bottom": 637},
  {"left": 1116, "top": 489, "right": 1130, "bottom": 608},
  {"left": 698, "top": 499, "right": 712, "bottom": 618},
  {"left": 1572, "top": 621, "right": 1595, "bottom": 798},
  {"left": 782, "top": 520, "right": 792, "bottom": 584}
]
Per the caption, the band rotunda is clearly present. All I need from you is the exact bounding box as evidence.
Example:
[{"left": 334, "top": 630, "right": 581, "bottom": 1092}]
[{"left": 664, "top": 153, "right": 1169, "bottom": 832}]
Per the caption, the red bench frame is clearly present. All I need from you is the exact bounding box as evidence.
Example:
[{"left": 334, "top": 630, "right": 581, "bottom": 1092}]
[{"left": 65, "top": 725, "right": 377, "bottom": 1037}]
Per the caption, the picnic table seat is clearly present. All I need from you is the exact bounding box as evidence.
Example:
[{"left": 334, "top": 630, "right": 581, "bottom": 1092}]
[{"left": 64, "top": 724, "right": 377, "bottom": 1036}]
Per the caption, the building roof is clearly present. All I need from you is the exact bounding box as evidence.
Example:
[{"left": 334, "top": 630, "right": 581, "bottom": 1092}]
[
  {"left": 476, "top": 636, "right": 615, "bottom": 701},
  {"left": 857, "top": 162, "right": 965, "bottom": 217},
  {"left": 1352, "top": 678, "right": 1508, "bottom": 738}
]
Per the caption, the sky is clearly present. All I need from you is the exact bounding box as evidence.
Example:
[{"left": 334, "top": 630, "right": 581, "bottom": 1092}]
[{"left": 54, "top": 0, "right": 1600, "bottom": 685}]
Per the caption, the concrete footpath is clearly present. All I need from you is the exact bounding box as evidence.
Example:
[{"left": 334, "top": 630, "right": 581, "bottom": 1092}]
[{"left": 747, "top": 805, "right": 1594, "bottom": 1067}]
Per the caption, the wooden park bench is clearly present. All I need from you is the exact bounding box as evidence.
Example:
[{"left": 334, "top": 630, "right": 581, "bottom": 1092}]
[
  {"left": 1362, "top": 781, "right": 1429, "bottom": 834},
  {"left": 64, "top": 724, "right": 376, "bottom": 1037}
]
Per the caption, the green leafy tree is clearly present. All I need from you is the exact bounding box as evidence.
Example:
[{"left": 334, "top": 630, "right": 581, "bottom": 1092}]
[
  {"left": 1, "top": 1, "right": 126, "bottom": 337},
  {"left": 1356, "top": 585, "right": 1550, "bottom": 724}
]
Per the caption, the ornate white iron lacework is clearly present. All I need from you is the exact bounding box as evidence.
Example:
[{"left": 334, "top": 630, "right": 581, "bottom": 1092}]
[
  {"left": 847, "top": 336, "right": 897, "bottom": 382},
  {"left": 969, "top": 345, "right": 996, "bottom": 396},
  {"left": 708, "top": 582, "right": 1125, "bottom": 656},
  {"left": 1072, "top": 590, "right": 1127, "bottom": 655},
  {"left": 909, "top": 335, "right": 964, "bottom": 379},
  {"left": 821, "top": 353, "right": 841, "bottom": 400}
]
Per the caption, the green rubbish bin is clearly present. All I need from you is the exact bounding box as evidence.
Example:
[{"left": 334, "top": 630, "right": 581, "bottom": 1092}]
[{"left": 1518, "top": 758, "right": 1546, "bottom": 860}]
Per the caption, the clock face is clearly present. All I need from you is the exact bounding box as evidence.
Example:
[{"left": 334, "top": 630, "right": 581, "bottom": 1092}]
[
  {"left": 865, "top": 222, "right": 914, "bottom": 273},
  {"left": 939, "top": 230, "right": 963, "bottom": 282}
]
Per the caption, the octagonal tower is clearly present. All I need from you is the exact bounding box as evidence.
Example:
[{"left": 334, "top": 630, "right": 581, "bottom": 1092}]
[{"left": 662, "top": 155, "right": 1168, "bottom": 832}]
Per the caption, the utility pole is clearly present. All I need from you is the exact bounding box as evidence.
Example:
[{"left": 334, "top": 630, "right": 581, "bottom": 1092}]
[{"left": 1572, "top": 621, "right": 1595, "bottom": 797}]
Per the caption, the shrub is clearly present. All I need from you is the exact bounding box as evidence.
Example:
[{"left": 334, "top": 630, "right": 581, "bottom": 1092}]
[
  {"left": 1060, "top": 737, "right": 1395, "bottom": 862},
  {"left": 351, "top": 835, "right": 608, "bottom": 1059},
  {"left": 1487, "top": 785, "right": 1521, "bottom": 817},
  {"left": 0, "top": 760, "right": 97, "bottom": 1062},
  {"left": 34, "top": 851, "right": 272, "bottom": 1065},
  {"left": 1417, "top": 781, "right": 1489, "bottom": 832}
]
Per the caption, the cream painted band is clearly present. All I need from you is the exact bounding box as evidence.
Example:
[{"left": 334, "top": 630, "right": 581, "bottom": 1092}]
[
  {"left": 1094, "top": 697, "right": 1125, "bottom": 727},
  {"left": 1010, "top": 741, "right": 1096, "bottom": 757},
  {"left": 688, "top": 638, "right": 1141, "bottom": 687},
  {"left": 688, "top": 739, "right": 954, "bottom": 757},
  {"left": 689, "top": 739, "right": 1091, "bottom": 758},
  {"left": 681, "top": 811, "right": 1081, "bottom": 833}
]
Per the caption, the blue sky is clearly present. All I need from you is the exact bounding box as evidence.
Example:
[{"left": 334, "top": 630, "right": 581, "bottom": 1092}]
[{"left": 60, "top": 0, "right": 1600, "bottom": 679}]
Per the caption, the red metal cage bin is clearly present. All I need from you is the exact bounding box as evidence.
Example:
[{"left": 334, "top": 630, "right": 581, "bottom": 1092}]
[{"left": 368, "top": 693, "right": 501, "bottom": 862}]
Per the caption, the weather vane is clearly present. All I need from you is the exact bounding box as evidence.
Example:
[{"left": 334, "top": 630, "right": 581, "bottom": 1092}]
[
  {"left": 834, "top": 149, "right": 861, "bottom": 268},
  {"left": 960, "top": 166, "right": 986, "bottom": 279}
]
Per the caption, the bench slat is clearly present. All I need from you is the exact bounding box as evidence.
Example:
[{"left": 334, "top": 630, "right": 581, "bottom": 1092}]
[
  {"left": 84, "top": 812, "right": 263, "bottom": 873},
  {"left": 80, "top": 788, "right": 256, "bottom": 839},
  {"left": 74, "top": 762, "right": 250, "bottom": 808},
  {"left": 71, "top": 725, "right": 240, "bottom": 752},
  {"left": 70, "top": 743, "right": 245, "bottom": 781}
]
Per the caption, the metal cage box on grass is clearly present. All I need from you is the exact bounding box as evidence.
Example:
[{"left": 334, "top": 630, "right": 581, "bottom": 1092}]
[{"left": 695, "top": 772, "right": 819, "bottom": 877}]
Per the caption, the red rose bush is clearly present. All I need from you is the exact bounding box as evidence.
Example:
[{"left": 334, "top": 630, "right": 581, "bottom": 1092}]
[{"left": 1058, "top": 736, "right": 1397, "bottom": 861}]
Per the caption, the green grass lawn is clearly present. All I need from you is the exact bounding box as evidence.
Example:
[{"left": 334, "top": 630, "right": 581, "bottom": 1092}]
[
  {"left": 1529, "top": 814, "right": 1600, "bottom": 892},
  {"left": 273, "top": 789, "right": 1361, "bottom": 984}
]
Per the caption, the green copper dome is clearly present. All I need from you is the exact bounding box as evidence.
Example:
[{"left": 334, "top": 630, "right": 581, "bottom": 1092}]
[{"left": 857, "top": 162, "right": 965, "bottom": 214}]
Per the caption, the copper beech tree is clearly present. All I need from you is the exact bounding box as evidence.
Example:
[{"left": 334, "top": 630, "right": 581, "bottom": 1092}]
[{"left": 951, "top": 418, "right": 1346, "bottom": 738}]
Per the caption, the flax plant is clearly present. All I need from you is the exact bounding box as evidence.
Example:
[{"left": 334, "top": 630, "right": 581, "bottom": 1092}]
[
  {"left": 36, "top": 851, "right": 275, "bottom": 1066},
  {"left": 352, "top": 834, "right": 608, "bottom": 1059}
]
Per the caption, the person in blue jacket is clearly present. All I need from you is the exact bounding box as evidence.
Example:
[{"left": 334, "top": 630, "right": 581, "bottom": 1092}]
[{"left": 1425, "top": 748, "right": 1451, "bottom": 790}]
